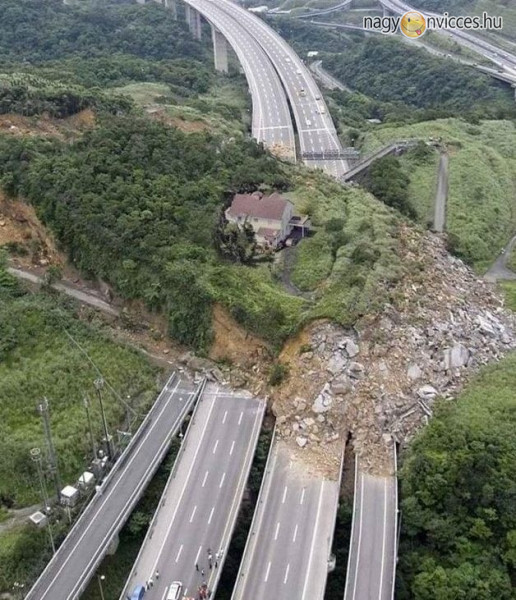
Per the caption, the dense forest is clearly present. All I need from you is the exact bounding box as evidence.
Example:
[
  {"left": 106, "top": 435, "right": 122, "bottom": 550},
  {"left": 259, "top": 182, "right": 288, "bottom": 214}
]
[
  {"left": 272, "top": 18, "right": 516, "bottom": 123},
  {"left": 0, "top": 0, "right": 213, "bottom": 97},
  {"left": 0, "top": 0, "right": 202, "bottom": 62},
  {"left": 323, "top": 37, "right": 515, "bottom": 120},
  {"left": 397, "top": 354, "right": 516, "bottom": 599},
  {"left": 0, "top": 74, "right": 134, "bottom": 118},
  {"left": 0, "top": 117, "right": 297, "bottom": 350}
]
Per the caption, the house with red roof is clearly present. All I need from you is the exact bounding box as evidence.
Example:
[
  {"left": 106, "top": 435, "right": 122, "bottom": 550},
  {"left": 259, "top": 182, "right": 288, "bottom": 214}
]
[{"left": 225, "top": 191, "right": 294, "bottom": 248}]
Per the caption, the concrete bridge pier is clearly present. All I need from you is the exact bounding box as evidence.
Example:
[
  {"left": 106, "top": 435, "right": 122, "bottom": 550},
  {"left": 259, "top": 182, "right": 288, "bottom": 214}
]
[
  {"left": 212, "top": 26, "right": 229, "bottom": 73},
  {"left": 185, "top": 4, "right": 202, "bottom": 40}
]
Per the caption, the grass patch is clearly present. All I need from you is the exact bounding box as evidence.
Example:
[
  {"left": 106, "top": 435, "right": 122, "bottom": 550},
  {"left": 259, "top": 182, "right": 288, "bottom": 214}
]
[
  {"left": 507, "top": 245, "right": 516, "bottom": 272},
  {"left": 360, "top": 119, "right": 516, "bottom": 271},
  {"left": 291, "top": 233, "right": 334, "bottom": 291},
  {"left": 111, "top": 82, "right": 171, "bottom": 105},
  {"left": 499, "top": 281, "right": 516, "bottom": 312},
  {"left": 285, "top": 169, "right": 403, "bottom": 326},
  {"left": 398, "top": 147, "right": 441, "bottom": 226},
  {"left": 0, "top": 275, "right": 158, "bottom": 508}
]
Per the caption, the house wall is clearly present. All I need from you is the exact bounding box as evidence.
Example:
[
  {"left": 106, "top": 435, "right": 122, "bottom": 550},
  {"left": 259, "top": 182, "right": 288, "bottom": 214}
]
[{"left": 225, "top": 201, "right": 294, "bottom": 246}]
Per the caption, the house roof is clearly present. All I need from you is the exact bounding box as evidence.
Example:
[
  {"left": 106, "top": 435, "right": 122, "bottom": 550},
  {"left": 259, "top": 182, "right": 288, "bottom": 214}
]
[{"left": 227, "top": 192, "right": 291, "bottom": 221}]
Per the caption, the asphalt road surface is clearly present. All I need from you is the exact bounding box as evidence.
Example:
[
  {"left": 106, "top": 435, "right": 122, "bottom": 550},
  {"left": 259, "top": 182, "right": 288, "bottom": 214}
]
[
  {"left": 212, "top": 0, "right": 349, "bottom": 177},
  {"left": 121, "top": 382, "right": 265, "bottom": 600},
  {"left": 484, "top": 234, "right": 516, "bottom": 282},
  {"left": 26, "top": 375, "right": 198, "bottom": 600},
  {"left": 185, "top": 0, "right": 295, "bottom": 159},
  {"left": 344, "top": 469, "right": 398, "bottom": 600},
  {"left": 232, "top": 440, "right": 340, "bottom": 600},
  {"left": 7, "top": 267, "right": 120, "bottom": 316}
]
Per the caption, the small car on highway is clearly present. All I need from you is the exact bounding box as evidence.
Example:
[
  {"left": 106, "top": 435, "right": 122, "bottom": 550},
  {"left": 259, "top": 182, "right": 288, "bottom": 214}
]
[
  {"left": 167, "top": 581, "right": 183, "bottom": 600},
  {"left": 131, "top": 585, "right": 146, "bottom": 600}
]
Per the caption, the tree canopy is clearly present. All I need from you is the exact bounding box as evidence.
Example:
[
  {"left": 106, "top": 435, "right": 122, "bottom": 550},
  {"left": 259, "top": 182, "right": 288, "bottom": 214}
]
[{"left": 397, "top": 354, "right": 516, "bottom": 599}]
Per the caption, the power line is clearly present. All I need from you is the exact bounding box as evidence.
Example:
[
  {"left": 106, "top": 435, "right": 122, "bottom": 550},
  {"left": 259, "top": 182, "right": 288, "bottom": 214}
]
[{"left": 62, "top": 328, "right": 138, "bottom": 418}]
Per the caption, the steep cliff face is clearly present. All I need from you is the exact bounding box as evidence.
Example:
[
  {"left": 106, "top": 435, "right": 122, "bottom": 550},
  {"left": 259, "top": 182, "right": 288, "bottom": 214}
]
[{"left": 266, "top": 227, "right": 516, "bottom": 477}]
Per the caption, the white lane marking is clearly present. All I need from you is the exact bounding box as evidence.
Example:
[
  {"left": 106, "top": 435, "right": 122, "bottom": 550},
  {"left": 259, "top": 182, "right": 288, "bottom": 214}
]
[
  {"left": 213, "top": 439, "right": 219, "bottom": 454},
  {"left": 238, "top": 411, "right": 243, "bottom": 425},
  {"left": 219, "top": 472, "right": 226, "bottom": 488},
  {"left": 282, "top": 486, "right": 288, "bottom": 503},
  {"left": 194, "top": 545, "right": 203, "bottom": 565},
  {"left": 293, "top": 524, "right": 298, "bottom": 543},
  {"left": 148, "top": 386, "right": 219, "bottom": 578},
  {"left": 378, "top": 478, "right": 388, "bottom": 597},
  {"left": 284, "top": 563, "right": 290, "bottom": 584},
  {"left": 300, "top": 488, "right": 306, "bottom": 505},
  {"left": 222, "top": 410, "right": 228, "bottom": 424},
  {"left": 175, "top": 544, "right": 183, "bottom": 563},
  {"left": 208, "top": 506, "right": 215, "bottom": 525},
  {"left": 274, "top": 521, "right": 281, "bottom": 540},
  {"left": 210, "top": 398, "right": 266, "bottom": 593},
  {"left": 161, "top": 589, "right": 168, "bottom": 600},
  {"left": 38, "top": 377, "right": 183, "bottom": 600},
  {"left": 189, "top": 506, "right": 197, "bottom": 523},
  {"left": 301, "top": 481, "right": 325, "bottom": 600},
  {"left": 264, "top": 561, "right": 272, "bottom": 582},
  {"left": 202, "top": 471, "right": 209, "bottom": 487},
  {"left": 352, "top": 473, "right": 366, "bottom": 600},
  {"left": 229, "top": 441, "right": 235, "bottom": 456}
]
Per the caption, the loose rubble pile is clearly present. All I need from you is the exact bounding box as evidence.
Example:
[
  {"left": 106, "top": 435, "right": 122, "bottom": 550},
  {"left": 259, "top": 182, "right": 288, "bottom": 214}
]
[{"left": 269, "top": 228, "right": 516, "bottom": 477}]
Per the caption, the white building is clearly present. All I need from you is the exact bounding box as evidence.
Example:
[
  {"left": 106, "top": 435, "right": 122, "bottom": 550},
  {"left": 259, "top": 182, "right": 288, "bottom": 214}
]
[{"left": 225, "top": 191, "right": 294, "bottom": 248}]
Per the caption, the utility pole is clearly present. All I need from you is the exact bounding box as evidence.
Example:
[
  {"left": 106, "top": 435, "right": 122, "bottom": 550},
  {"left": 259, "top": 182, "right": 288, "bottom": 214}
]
[
  {"left": 94, "top": 378, "right": 113, "bottom": 461},
  {"left": 37, "top": 398, "right": 62, "bottom": 502},
  {"left": 83, "top": 395, "right": 98, "bottom": 461},
  {"left": 97, "top": 574, "right": 106, "bottom": 600},
  {"left": 30, "top": 448, "right": 56, "bottom": 555}
]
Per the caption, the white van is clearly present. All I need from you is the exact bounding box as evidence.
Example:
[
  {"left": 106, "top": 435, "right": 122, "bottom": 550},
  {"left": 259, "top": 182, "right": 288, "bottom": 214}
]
[
  {"left": 306, "top": 119, "right": 312, "bottom": 127},
  {"left": 167, "top": 582, "right": 183, "bottom": 600}
]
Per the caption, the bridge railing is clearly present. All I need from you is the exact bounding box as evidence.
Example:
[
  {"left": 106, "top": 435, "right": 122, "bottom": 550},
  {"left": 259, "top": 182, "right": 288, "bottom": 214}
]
[
  {"left": 119, "top": 377, "right": 207, "bottom": 599},
  {"left": 302, "top": 148, "right": 360, "bottom": 160}
]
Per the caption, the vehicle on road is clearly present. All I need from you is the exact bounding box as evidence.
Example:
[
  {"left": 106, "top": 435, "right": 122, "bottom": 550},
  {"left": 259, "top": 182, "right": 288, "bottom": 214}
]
[
  {"left": 299, "top": 88, "right": 306, "bottom": 96},
  {"left": 167, "top": 581, "right": 183, "bottom": 600},
  {"left": 131, "top": 585, "right": 146, "bottom": 600},
  {"left": 306, "top": 119, "right": 312, "bottom": 126}
]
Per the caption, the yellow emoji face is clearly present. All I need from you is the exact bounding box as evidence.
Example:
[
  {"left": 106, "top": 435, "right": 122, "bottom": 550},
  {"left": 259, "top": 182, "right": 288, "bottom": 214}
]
[{"left": 400, "top": 11, "right": 427, "bottom": 38}]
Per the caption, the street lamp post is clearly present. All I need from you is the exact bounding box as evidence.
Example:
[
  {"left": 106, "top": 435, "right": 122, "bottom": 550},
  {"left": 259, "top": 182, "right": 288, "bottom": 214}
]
[
  {"left": 30, "top": 448, "right": 56, "bottom": 554},
  {"left": 97, "top": 574, "right": 106, "bottom": 600},
  {"left": 94, "top": 378, "right": 112, "bottom": 461}
]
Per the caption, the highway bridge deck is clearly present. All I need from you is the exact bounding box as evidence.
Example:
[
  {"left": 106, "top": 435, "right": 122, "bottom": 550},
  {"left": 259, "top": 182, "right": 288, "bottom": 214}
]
[
  {"left": 213, "top": 0, "right": 349, "bottom": 177},
  {"left": 231, "top": 439, "right": 341, "bottom": 600},
  {"left": 25, "top": 374, "right": 198, "bottom": 600},
  {"left": 184, "top": 0, "right": 296, "bottom": 159},
  {"left": 121, "top": 382, "right": 265, "bottom": 600},
  {"left": 344, "top": 457, "right": 398, "bottom": 600}
]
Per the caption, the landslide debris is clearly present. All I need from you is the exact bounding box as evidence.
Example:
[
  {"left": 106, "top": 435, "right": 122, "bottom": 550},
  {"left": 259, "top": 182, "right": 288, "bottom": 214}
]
[{"left": 266, "top": 226, "right": 515, "bottom": 477}]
